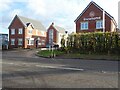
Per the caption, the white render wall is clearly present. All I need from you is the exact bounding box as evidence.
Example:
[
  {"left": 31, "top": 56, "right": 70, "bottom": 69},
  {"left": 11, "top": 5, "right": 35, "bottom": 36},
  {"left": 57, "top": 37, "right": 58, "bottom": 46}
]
[{"left": 57, "top": 32, "right": 63, "bottom": 47}]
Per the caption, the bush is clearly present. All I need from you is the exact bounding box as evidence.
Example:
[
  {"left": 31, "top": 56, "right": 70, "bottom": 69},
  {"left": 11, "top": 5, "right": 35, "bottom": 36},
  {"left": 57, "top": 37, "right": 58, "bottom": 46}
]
[{"left": 66, "top": 32, "right": 120, "bottom": 55}]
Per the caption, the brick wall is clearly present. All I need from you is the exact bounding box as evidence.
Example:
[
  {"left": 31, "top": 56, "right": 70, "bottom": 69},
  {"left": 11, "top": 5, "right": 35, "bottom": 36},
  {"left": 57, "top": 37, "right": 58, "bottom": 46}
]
[{"left": 76, "top": 3, "right": 115, "bottom": 33}]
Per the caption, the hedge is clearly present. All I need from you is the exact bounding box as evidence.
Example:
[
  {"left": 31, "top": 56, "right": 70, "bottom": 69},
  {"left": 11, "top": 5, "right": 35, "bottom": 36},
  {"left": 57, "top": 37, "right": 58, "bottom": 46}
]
[{"left": 65, "top": 32, "right": 120, "bottom": 54}]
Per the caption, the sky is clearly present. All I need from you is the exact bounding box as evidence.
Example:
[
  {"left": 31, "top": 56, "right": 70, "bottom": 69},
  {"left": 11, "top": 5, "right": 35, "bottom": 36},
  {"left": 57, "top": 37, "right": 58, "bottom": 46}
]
[{"left": 0, "top": 0, "right": 119, "bottom": 34}]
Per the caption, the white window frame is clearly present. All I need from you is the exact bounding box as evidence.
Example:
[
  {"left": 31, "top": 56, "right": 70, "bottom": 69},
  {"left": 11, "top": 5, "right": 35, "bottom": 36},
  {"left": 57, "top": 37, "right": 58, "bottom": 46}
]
[
  {"left": 81, "top": 22, "right": 88, "bottom": 30},
  {"left": 96, "top": 20, "right": 103, "bottom": 29},
  {"left": 18, "top": 38, "right": 23, "bottom": 45},
  {"left": 18, "top": 28, "right": 23, "bottom": 34},
  {"left": 41, "top": 40, "right": 45, "bottom": 45},
  {"left": 30, "top": 40, "right": 34, "bottom": 45},
  {"left": 49, "top": 29, "right": 53, "bottom": 44},
  {"left": 27, "top": 38, "right": 34, "bottom": 45},
  {"left": 11, "top": 29, "right": 15, "bottom": 35},
  {"left": 11, "top": 38, "right": 15, "bottom": 45}
]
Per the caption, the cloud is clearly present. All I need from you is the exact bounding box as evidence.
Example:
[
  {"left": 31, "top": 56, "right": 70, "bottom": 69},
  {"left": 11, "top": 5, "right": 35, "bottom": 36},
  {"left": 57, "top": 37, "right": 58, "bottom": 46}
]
[
  {"left": 0, "top": 0, "right": 119, "bottom": 34},
  {"left": 9, "top": 9, "right": 22, "bottom": 18},
  {"left": 26, "top": 0, "right": 85, "bottom": 32},
  {"left": 27, "top": 0, "right": 46, "bottom": 16},
  {"left": 0, "top": 0, "right": 12, "bottom": 12}
]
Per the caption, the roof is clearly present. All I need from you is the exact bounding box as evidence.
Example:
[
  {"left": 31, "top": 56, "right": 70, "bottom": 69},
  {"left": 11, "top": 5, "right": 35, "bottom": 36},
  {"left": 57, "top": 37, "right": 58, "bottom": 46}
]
[
  {"left": 53, "top": 25, "right": 66, "bottom": 33},
  {"left": 74, "top": 1, "right": 117, "bottom": 26},
  {"left": 9, "top": 15, "right": 46, "bottom": 31},
  {"left": 48, "top": 23, "right": 66, "bottom": 34}
]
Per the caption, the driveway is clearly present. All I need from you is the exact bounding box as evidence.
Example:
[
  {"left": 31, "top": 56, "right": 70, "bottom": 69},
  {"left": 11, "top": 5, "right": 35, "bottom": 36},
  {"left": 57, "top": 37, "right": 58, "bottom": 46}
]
[{"left": 2, "top": 49, "right": 40, "bottom": 58}]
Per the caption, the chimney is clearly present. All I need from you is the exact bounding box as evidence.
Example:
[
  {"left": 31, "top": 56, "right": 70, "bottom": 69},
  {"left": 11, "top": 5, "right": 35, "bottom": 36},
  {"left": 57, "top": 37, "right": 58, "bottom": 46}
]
[
  {"left": 65, "top": 31, "right": 68, "bottom": 34},
  {"left": 52, "top": 22, "right": 54, "bottom": 25}
]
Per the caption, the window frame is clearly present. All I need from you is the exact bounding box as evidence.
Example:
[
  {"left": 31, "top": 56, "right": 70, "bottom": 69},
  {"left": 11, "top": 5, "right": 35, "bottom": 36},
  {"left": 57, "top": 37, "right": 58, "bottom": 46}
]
[
  {"left": 11, "top": 38, "right": 15, "bottom": 45},
  {"left": 11, "top": 29, "right": 15, "bottom": 35},
  {"left": 80, "top": 22, "right": 88, "bottom": 30},
  {"left": 49, "top": 29, "right": 54, "bottom": 44},
  {"left": 27, "top": 39, "right": 34, "bottom": 45},
  {"left": 18, "top": 38, "right": 23, "bottom": 45},
  {"left": 18, "top": 28, "right": 23, "bottom": 34},
  {"left": 96, "top": 20, "right": 103, "bottom": 29}
]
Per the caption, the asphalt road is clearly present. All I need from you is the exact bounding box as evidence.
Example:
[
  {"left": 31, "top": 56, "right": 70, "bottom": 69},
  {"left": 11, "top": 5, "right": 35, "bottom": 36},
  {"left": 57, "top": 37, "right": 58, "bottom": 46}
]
[{"left": 1, "top": 49, "right": 119, "bottom": 88}]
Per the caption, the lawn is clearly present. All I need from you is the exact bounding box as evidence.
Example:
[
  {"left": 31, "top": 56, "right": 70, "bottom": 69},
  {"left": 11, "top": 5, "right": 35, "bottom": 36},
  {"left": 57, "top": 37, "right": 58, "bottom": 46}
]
[{"left": 37, "top": 50, "right": 65, "bottom": 58}]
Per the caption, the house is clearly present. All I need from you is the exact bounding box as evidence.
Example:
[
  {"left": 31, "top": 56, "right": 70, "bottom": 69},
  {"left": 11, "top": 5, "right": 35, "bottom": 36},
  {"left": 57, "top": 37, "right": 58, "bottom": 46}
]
[
  {"left": 74, "top": 1, "right": 117, "bottom": 33},
  {"left": 8, "top": 15, "right": 46, "bottom": 49},
  {"left": 46, "top": 23, "right": 67, "bottom": 47},
  {"left": 0, "top": 33, "right": 8, "bottom": 50}
]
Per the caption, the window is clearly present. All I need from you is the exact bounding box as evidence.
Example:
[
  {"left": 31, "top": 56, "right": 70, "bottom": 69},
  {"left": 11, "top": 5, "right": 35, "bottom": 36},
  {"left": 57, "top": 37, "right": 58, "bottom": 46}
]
[
  {"left": 81, "top": 22, "right": 88, "bottom": 30},
  {"left": 11, "top": 29, "right": 15, "bottom": 35},
  {"left": 49, "top": 29, "right": 53, "bottom": 44},
  {"left": 27, "top": 38, "right": 34, "bottom": 45},
  {"left": 18, "top": 38, "right": 23, "bottom": 45},
  {"left": 28, "top": 29, "right": 32, "bottom": 34},
  {"left": 96, "top": 20, "right": 103, "bottom": 29},
  {"left": 41, "top": 31, "right": 45, "bottom": 36},
  {"left": 11, "top": 39, "right": 15, "bottom": 45},
  {"left": 41, "top": 40, "right": 45, "bottom": 45},
  {"left": 18, "top": 28, "right": 23, "bottom": 34},
  {"left": 30, "top": 40, "right": 34, "bottom": 45}
]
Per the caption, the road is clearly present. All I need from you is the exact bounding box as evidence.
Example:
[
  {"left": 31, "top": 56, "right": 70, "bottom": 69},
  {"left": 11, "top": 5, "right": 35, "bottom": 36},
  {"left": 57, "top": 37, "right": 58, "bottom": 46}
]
[{"left": 1, "top": 49, "right": 119, "bottom": 88}]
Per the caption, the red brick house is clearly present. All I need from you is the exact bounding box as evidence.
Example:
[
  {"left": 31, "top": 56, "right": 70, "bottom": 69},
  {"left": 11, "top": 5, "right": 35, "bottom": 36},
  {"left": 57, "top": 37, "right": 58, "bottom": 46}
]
[
  {"left": 75, "top": 1, "right": 117, "bottom": 33},
  {"left": 46, "top": 23, "right": 66, "bottom": 47},
  {"left": 8, "top": 15, "right": 46, "bottom": 49}
]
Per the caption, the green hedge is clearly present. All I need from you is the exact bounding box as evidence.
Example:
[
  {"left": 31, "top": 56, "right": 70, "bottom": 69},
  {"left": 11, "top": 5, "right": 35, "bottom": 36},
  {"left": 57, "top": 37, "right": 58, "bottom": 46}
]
[{"left": 66, "top": 32, "right": 120, "bottom": 54}]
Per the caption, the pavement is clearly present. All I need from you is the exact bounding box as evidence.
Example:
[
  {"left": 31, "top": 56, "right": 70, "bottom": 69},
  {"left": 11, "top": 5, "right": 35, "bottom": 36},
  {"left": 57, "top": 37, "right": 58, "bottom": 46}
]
[{"left": 1, "top": 49, "right": 119, "bottom": 88}]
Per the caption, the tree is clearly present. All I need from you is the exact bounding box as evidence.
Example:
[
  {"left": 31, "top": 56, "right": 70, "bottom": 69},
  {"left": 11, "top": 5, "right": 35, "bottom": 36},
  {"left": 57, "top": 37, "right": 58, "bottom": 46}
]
[{"left": 61, "top": 35, "right": 65, "bottom": 48}]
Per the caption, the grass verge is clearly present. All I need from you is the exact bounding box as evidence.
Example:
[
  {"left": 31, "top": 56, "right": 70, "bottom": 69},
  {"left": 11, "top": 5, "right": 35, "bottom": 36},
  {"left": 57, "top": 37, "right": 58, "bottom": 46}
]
[{"left": 37, "top": 50, "right": 120, "bottom": 60}]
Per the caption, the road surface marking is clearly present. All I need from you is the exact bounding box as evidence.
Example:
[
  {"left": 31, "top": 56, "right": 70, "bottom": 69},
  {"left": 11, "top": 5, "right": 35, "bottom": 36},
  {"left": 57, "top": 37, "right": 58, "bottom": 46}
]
[{"left": 35, "top": 65, "right": 84, "bottom": 71}]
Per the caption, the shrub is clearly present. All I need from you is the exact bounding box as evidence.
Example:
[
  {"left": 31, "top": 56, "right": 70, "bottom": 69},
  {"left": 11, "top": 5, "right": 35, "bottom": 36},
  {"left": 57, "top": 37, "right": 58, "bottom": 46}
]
[{"left": 65, "top": 32, "right": 120, "bottom": 55}]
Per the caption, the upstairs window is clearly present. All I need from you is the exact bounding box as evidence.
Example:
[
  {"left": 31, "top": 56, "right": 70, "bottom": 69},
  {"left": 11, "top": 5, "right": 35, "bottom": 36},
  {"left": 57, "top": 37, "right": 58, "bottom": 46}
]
[
  {"left": 11, "top": 29, "right": 15, "bottom": 35},
  {"left": 28, "top": 29, "right": 32, "bottom": 34},
  {"left": 96, "top": 20, "right": 103, "bottom": 29},
  {"left": 81, "top": 22, "right": 88, "bottom": 30},
  {"left": 18, "top": 28, "right": 23, "bottom": 34},
  {"left": 49, "top": 29, "right": 53, "bottom": 44}
]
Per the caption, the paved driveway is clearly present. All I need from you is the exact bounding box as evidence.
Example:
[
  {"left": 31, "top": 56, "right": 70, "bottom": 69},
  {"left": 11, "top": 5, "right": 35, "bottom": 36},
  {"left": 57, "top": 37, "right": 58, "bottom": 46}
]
[
  {"left": 2, "top": 49, "right": 40, "bottom": 58},
  {"left": 1, "top": 49, "right": 119, "bottom": 88}
]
